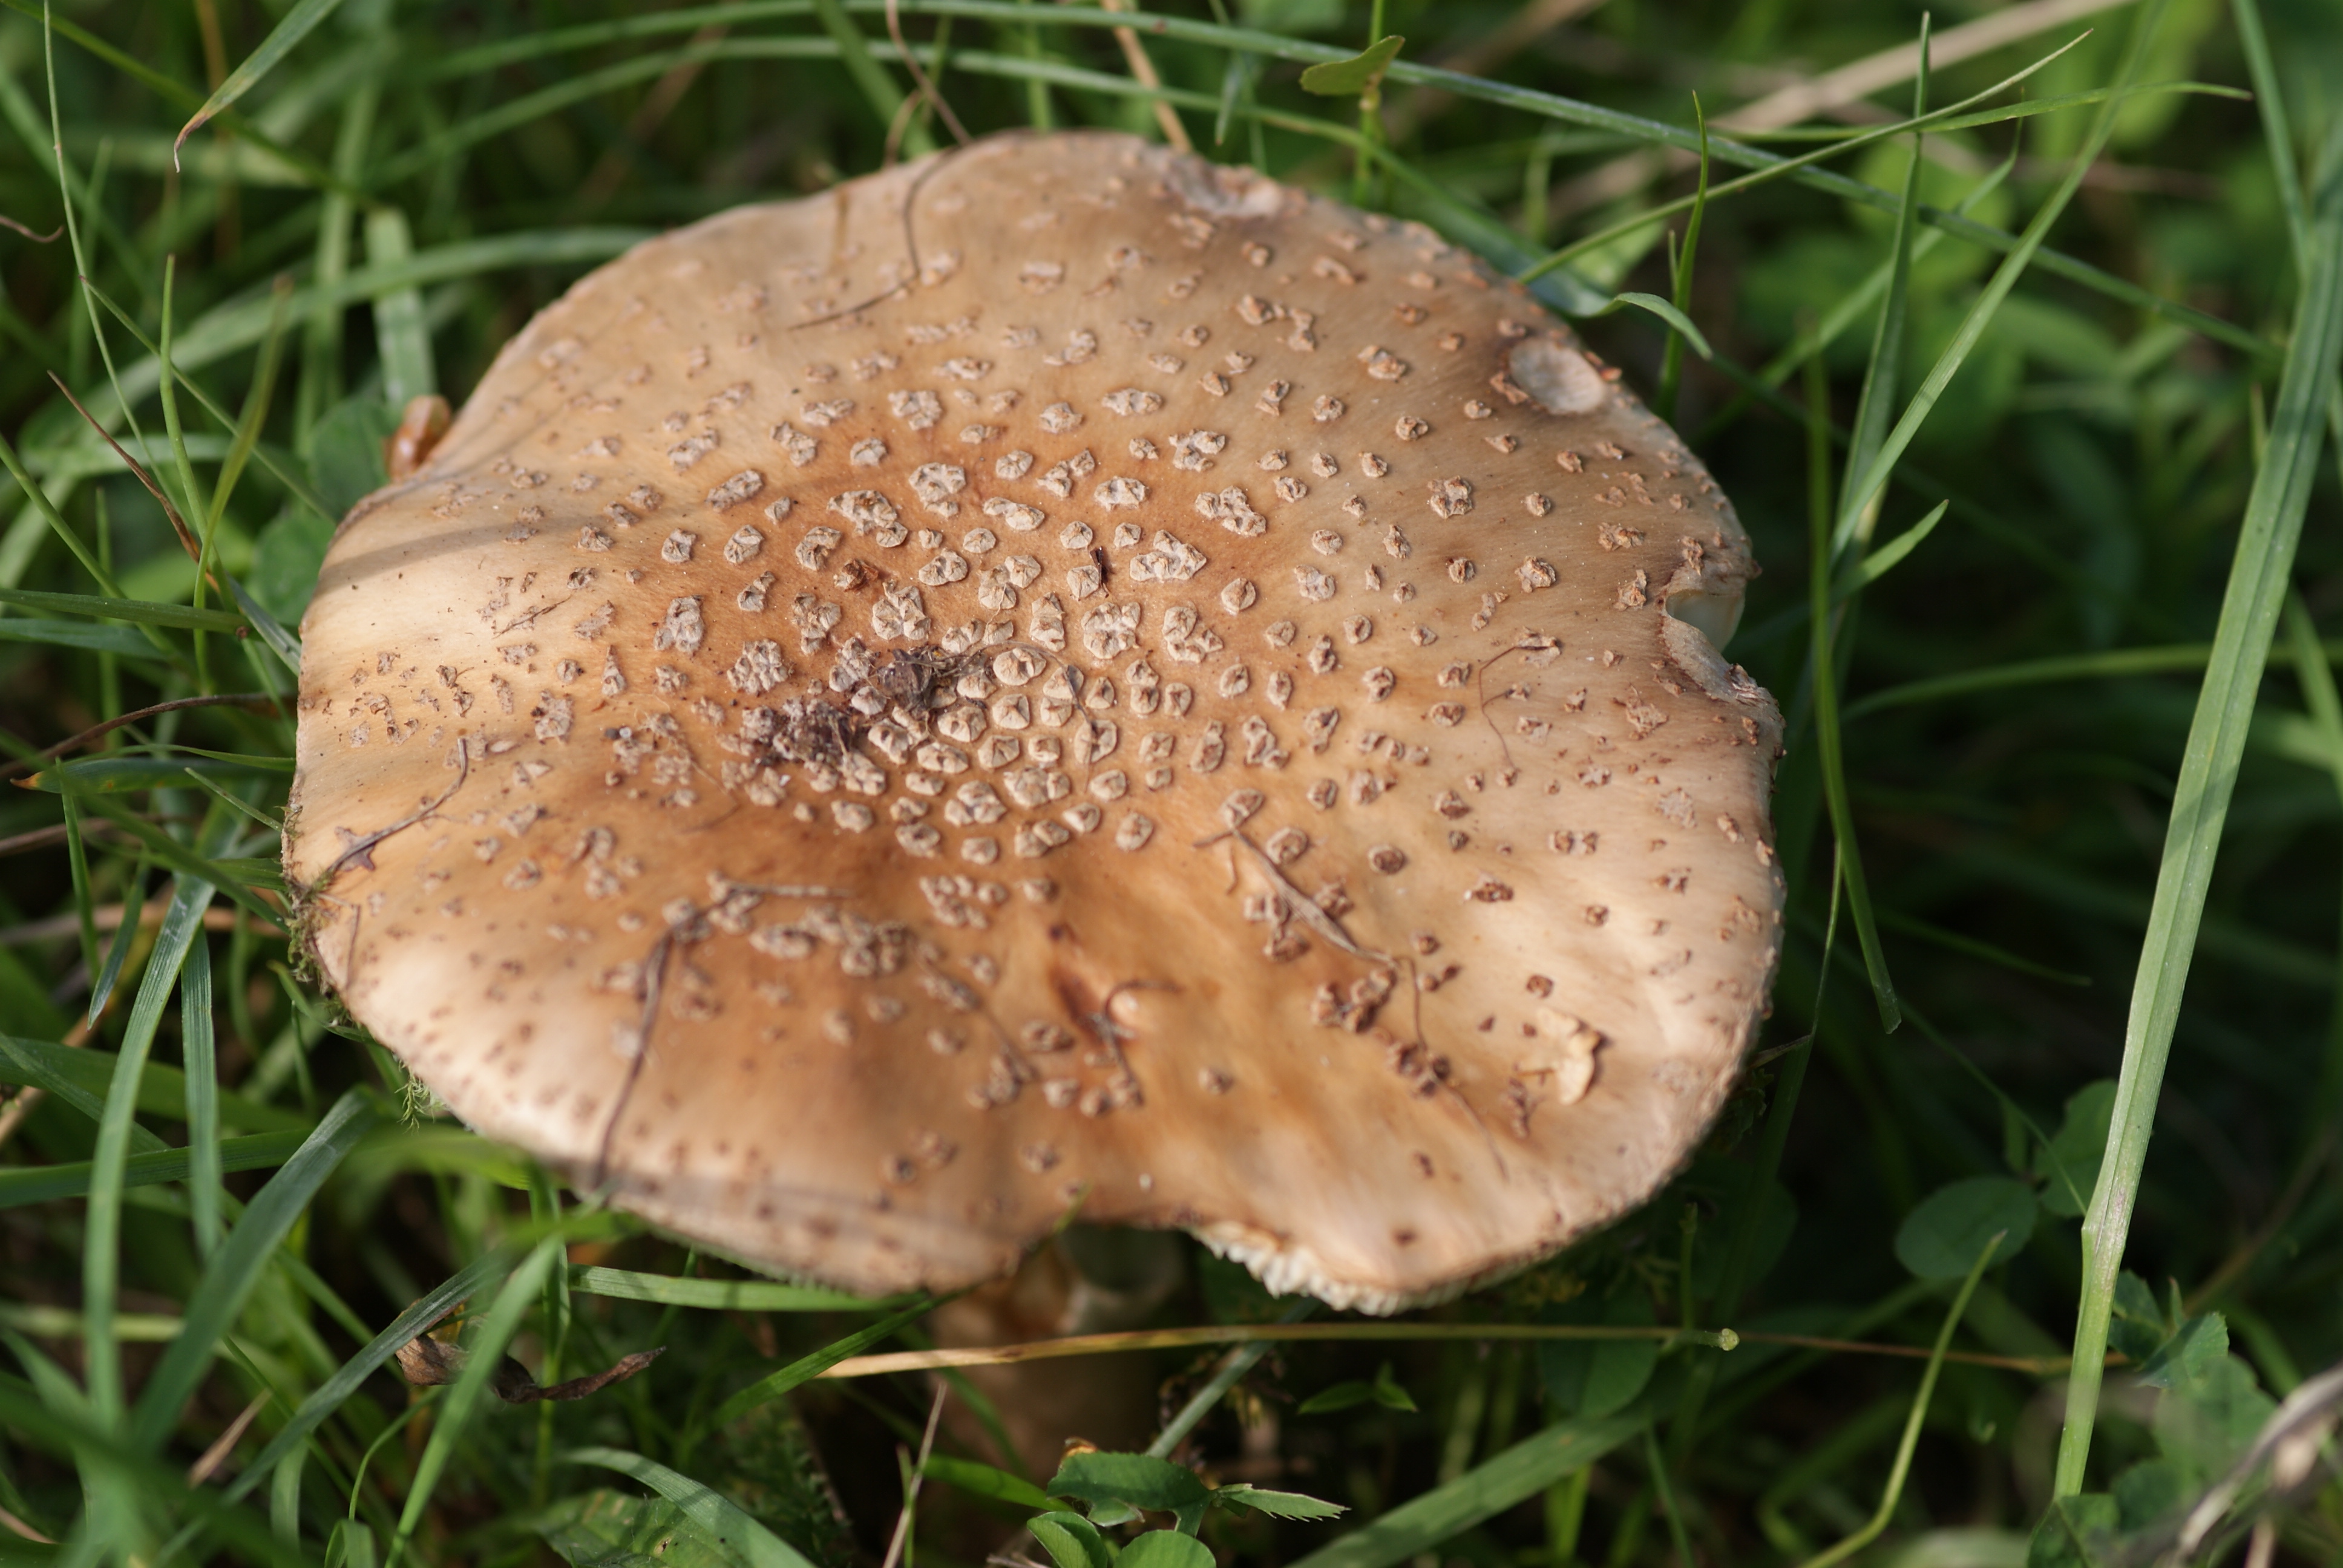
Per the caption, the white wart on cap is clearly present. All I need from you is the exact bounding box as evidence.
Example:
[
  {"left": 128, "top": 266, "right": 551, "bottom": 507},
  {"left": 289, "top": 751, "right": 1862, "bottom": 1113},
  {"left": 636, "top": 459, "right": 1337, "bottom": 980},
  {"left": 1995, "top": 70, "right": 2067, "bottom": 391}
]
[{"left": 286, "top": 131, "right": 1784, "bottom": 1313}]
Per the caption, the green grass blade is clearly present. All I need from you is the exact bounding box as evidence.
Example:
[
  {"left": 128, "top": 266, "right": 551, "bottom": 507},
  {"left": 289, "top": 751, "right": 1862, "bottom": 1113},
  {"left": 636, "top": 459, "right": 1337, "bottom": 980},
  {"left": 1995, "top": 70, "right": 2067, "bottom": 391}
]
[
  {"left": 707, "top": 1296, "right": 936, "bottom": 1430},
  {"left": 0, "top": 1133, "right": 306, "bottom": 1207},
  {"left": 1597, "top": 293, "right": 1712, "bottom": 360},
  {"left": 0, "top": 1037, "right": 306, "bottom": 1135},
  {"left": 2053, "top": 207, "right": 2343, "bottom": 1497},
  {"left": 566, "top": 1267, "right": 903, "bottom": 1313},
  {"left": 1836, "top": 17, "right": 1929, "bottom": 559},
  {"left": 0, "top": 0, "right": 349, "bottom": 195},
  {"left": 565, "top": 1447, "right": 816, "bottom": 1568},
  {"left": 88, "top": 858, "right": 148, "bottom": 1021},
  {"left": 202, "top": 278, "right": 294, "bottom": 544},
  {"left": 2231, "top": 0, "right": 2308, "bottom": 265},
  {"left": 0, "top": 618, "right": 162, "bottom": 655},
  {"left": 1794, "top": 1234, "right": 1996, "bottom": 1568},
  {"left": 1838, "top": 0, "right": 2170, "bottom": 550},
  {"left": 0, "top": 1374, "right": 316, "bottom": 1568},
  {"left": 80, "top": 276, "right": 345, "bottom": 524},
  {"left": 1285, "top": 1413, "right": 1645, "bottom": 1568},
  {"left": 0, "top": 1033, "right": 165, "bottom": 1151},
  {"left": 1833, "top": 501, "right": 1947, "bottom": 601},
  {"left": 224, "top": 1244, "right": 525, "bottom": 1505},
  {"left": 21, "top": 756, "right": 278, "bottom": 795},
  {"left": 362, "top": 208, "right": 434, "bottom": 409},
  {"left": 226, "top": 577, "right": 304, "bottom": 672},
  {"left": 173, "top": 0, "right": 356, "bottom": 162},
  {"left": 392, "top": 1238, "right": 562, "bottom": 1555},
  {"left": 812, "top": 0, "right": 931, "bottom": 159},
  {"left": 61, "top": 785, "right": 97, "bottom": 984},
  {"left": 1521, "top": 27, "right": 2073, "bottom": 287},
  {"left": 68, "top": 795, "right": 286, "bottom": 930},
  {"left": 1653, "top": 95, "right": 1708, "bottom": 421},
  {"left": 0, "top": 430, "right": 174, "bottom": 659},
  {"left": 82, "top": 875, "right": 211, "bottom": 1426},
  {"left": 1804, "top": 345, "right": 1899, "bottom": 1031},
  {"left": 0, "top": 584, "right": 243, "bottom": 630},
  {"left": 129, "top": 1089, "right": 376, "bottom": 1452},
  {"left": 179, "top": 904, "right": 224, "bottom": 1247}
]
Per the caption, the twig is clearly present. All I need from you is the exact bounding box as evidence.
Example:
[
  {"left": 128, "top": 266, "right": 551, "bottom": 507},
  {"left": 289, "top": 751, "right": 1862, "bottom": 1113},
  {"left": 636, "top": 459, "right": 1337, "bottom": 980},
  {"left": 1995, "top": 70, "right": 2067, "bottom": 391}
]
[
  {"left": 47, "top": 371, "right": 206, "bottom": 570},
  {"left": 826, "top": 1321, "right": 1741, "bottom": 1379},
  {"left": 0, "top": 901, "right": 274, "bottom": 947},
  {"left": 1095, "top": 0, "right": 1193, "bottom": 153},
  {"left": 0, "top": 213, "right": 62, "bottom": 242},
  {"left": 880, "top": 1383, "right": 946, "bottom": 1568},
  {"left": 186, "top": 1392, "right": 270, "bottom": 1485},
  {"left": 885, "top": 0, "right": 972, "bottom": 147}
]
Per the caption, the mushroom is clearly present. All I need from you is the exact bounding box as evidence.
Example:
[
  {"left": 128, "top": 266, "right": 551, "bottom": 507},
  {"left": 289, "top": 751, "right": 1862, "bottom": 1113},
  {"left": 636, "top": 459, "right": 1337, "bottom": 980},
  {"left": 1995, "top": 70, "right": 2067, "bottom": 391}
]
[{"left": 285, "top": 131, "right": 1783, "bottom": 1313}]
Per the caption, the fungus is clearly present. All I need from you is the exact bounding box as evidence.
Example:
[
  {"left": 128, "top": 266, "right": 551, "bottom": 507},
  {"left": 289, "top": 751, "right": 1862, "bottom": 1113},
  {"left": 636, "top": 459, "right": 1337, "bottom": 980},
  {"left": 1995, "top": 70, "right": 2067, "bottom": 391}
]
[{"left": 286, "top": 131, "right": 1783, "bottom": 1313}]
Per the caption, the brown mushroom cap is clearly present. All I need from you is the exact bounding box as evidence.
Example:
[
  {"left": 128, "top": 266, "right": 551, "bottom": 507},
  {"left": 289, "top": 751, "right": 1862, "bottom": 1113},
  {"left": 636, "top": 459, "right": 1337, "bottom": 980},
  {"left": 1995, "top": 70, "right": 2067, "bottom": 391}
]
[{"left": 286, "top": 131, "right": 1784, "bottom": 1312}]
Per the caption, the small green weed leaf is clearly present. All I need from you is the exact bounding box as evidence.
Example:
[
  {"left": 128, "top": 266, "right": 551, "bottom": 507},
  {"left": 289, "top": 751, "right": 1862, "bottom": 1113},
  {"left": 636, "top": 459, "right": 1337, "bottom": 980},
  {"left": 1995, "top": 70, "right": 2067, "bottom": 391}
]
[
  {"left": 1595, "top": 292, "right": 1713, "bottom": 359},
  {"left": 2025, "top": 1492, "right": 2117, "bottom": 1568},
  {"left": 1213, "top": 1483, "right": 1346, "bottom": 1520},
  {"left": 2151, "top": 1355, "right": 2273, "bottom": 1482},
  {"left": 1047, "top": 1451, "right": 1211, "bottom": 1517},
  {"left": 2107, "top": 1272, "right": 2166, "bottom": 1362},
  {"left": 537, "top": 1489, "right": 740, "bottom": 1568},
  {"left": 1306, "top": 1359, "right": 1414, "bottom": 1414},
  {"left": 1370, "top": 1361, "right": 1418, "bottom": 1411},
  {"left": 2133, "top": 1312, "right": 2225, "bottom": 1390},
  {"left": 308, "top": 396, "right": 399, "bottom": 515},
  {"left": 2110, "top": 1457, "right": 2189, "bottom": 1533},
  {"left": 1116, "top": 1532, "right": 1214, "bottom": 1568},
  {"left": 1298, "top": 35, "right": 1403, "bottom": 97},
  {"left": 249, "top": 505, "right": 337, "bottom": 624},
  {"left": 1895, "top": 1177, "right": 2035, "bottom": 1278},
  {"left": 1030, "top": 1511, "right": 1118, "bottom": 1568},
  {"left": 923, "top": 1452, "right": 1052, "bottom": 1510},
  {"left": 1536, "top": 1295, "right": 1657, "bottom": 1420},
  {"left": 2036, "top": 1080, "right": 2117, "bottom": 1217},
  {"left": 1297, "top": 1379, "right": 1374, "bottom": 1415},
  {"left": 566, "top": 1447, "right": 815, "bottom": 1568}
]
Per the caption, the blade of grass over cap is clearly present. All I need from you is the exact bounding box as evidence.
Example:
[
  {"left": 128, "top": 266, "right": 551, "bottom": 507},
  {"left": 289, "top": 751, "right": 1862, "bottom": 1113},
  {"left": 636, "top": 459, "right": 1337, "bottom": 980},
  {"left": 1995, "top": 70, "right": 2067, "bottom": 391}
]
[
  {"left": 2052, "top": 145, "right": 2343, "bottom": 1504},
  {"left": 567, "top": 1266, "right": 906, "bottom": 1312}
]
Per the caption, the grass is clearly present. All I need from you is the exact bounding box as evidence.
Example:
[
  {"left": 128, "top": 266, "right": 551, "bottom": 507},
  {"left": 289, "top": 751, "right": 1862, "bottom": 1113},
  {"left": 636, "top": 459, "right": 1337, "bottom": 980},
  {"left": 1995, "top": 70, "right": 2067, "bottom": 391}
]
[{"left": 1, "top": 0, "right": 2340, "bottom": 1563}]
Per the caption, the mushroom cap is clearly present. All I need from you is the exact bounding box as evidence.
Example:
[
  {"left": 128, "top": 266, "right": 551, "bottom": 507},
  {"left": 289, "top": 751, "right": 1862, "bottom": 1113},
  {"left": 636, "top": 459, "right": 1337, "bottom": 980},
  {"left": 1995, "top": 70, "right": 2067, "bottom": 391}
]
[{"left": 286, "top": 131, "right": 1784, "bottom": 1313}]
